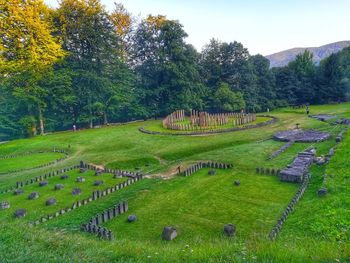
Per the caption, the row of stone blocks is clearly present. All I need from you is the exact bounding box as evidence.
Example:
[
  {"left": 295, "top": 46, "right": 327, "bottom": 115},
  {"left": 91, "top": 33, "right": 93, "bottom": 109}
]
[
  {"left": 80, "top": 161, "right": 141, "bottom": 178},
  {"left": 29, "top": 176, "right": 143, "bottom": 227},
  {"left": 81, "top": 201, "right": 129, "bottom": 240},
  {"left": 318, "top": 130, "right": 344, "bottom": 192},
  {"left": 182, "top": 162, "right": 233, "bottom": 177},
  {"left": 336, "top": 128, "right": 347, "bottom": 143},
  {"left": 269, "top": 175, "right": 310, "bottom": 240},
  {"left": 268, "top": 141, "right": 295, "bottom": 160},
  {"left": 256, "top": 167, "right": 280, "bottom": 176}
]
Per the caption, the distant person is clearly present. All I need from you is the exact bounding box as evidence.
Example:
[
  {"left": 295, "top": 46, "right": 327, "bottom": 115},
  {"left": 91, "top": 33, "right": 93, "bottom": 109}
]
[
  {"left": 306, "top": 106, "right": 310, "bottom": 115},
  {"left": 73, "top": 124, "right": 76, "bottom": 132},
  {"left": 267, "top": 108, "right": 270, "bottom": 113}
]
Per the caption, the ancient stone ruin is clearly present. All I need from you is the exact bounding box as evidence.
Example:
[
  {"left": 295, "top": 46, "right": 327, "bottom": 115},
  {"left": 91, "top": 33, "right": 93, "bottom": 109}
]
[
  {"left": 234, "top": 180, "right": 240, "bottom": 186},
  {"left": 46, "top": 198, "right": 57, "bottom": 206},
  {"left": 76, "top": 177, "right": 85, "bottom": 183},
  {"left": 181, "top": 161, "right": 233, "bottom": 177},
  {"left": 80, "top": 201, "right": 129, "bottom": 240},
  {"left": 0, "top": 201, "right": 10, "bottom": 210},
  {"left": 55, "top": 184, "right": 64, "bottom": 190},
  {"left": 309, "top": 114, "right": 336, "bottom": 122},
  {"left": 127, "top": 215, "right": 137, "bottom": 223},
  {"left": 14, "top": 209, "right": 27, "bottom": 218},
  {"left": 162, "top": 109, "right": 256, "bottom": 131},
  {"left": 94, "top": 180, "right": 104, "bottom": 186},
  {"left": 72, "top": 188, "right": 82, "bottom": 196},
  {"left": 333, "top": 118, "right": 350, "bottom": 126},
  {"left": 223, "top": 224, "right": 236, "bottom": 237},
  {"left": 273, "top": 129, "right": 330, "bottom": 143},
  {"left": 269, "top": 174, "right": 310, "bottom": 240},
  {"left": 162, "top": 226, "right": 177, "bottom": 241},
  {"left": 60, "top": 175, "right": 69, "bottom": 180},
  {"left": 14, "top": 189, "right": 24, "bottom": 195},
  {"left": 39, "top": 181, "right": 48, "bottom": 187},
  {"left": 279, "top": 148, "right": 316, "bottom": 183},
  {"left": 28, "top": 192, "right": 40, "bottom": 200}
]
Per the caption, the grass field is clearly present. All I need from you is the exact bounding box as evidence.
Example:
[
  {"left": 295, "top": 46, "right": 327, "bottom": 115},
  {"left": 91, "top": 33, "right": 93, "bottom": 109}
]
[
  {"left": 0, "top": 152, "right": 65, "bottom": 174},
  {"left": 0, "top": 103, "right": 350, "bottom": 262}
]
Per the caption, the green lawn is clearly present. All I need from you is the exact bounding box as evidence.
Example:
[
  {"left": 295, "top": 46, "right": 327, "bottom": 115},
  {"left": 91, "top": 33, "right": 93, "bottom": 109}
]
[
  {"left": 0, "top": 103, "right": 350, "bottom": 262},
  {"left": 0, "top": 152, "right": 65, "bottom": 173}
]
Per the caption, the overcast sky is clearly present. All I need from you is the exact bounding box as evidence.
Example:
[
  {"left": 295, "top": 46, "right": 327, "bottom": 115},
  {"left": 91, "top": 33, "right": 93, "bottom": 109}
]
[{"left": 45, "top": 0, "right": 350, "bottom": 55}]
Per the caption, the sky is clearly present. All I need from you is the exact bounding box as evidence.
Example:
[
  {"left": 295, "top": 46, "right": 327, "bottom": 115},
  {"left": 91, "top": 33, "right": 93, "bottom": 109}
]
[{"left": 44, "top": 0, "right": 350, "bottom": 55}]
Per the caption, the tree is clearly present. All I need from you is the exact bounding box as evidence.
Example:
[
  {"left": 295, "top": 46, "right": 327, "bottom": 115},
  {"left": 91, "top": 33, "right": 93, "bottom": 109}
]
[
  {"left": 249, "top": 55, "right": 277, "bottom": 111},
  {"left": 55, "top": 0, "right": 135, "bottom": 128},
  {"left": 213, "top": 82, "right": 245, "bottom": 112},
  {"left": 200, "top": 39, "right": 265, "bottom": 111},
  {"left": 317, "top": 50, "right": 348, "bottom": 103},
  {"left": 133, "top": 16, "right": 206, "bottom": 116},
  {"left": 288, "top": 50, "right": 317, "bottom": 104},
  {"left": 0, "top": 0, "right": 65, "bottom": 135},
  {"left": 110, "top": 3, "right": 134, "bottom": 61}
]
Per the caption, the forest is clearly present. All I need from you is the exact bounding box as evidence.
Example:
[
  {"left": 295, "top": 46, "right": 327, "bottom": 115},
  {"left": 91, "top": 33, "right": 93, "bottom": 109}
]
[{"left": 1, "top": 0, "right": 350, "bottom": 140}]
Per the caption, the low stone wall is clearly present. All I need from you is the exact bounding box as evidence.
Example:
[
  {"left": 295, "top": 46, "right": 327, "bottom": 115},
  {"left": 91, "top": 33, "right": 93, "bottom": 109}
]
[
  {"left": 268, "top": 141, "right": 294, "bottom": 160},
  {"left": 140, "top": 115, "right": 277, "bottom": 136},
  {"left": 255, "top": 167, "right": 281, "bottom": 176},
  {"left": 269, "top": 174, "right": 310, "bottom": 240},
  {"left": 81, "top": 201, "right": 128, "bottom": 240},
  {"left": 279, "top": 148, "right": 315, "bottom": 183},
  {"left": 0, "top": 149, "right": 69, "bottom": 175},
  {"left": 181, "top": 162, "right": 233, "bottom": 177},
  {"left": 80, "top": 161, "right": 141, "bottom": 179},
  {"left": 336, "top": 128, "right": 347, "bottom": 143}
]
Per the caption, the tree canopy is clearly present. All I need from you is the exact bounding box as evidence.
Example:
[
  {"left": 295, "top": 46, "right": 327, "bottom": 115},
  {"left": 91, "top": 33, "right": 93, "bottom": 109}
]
[{"left": 0, "top": 0, "right": 348, "bottom": 140}]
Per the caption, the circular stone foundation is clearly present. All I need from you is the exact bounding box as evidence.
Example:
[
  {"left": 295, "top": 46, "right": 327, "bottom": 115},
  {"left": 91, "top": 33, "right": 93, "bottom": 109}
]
[{"left": 273, "top": 129, "right": 330, "bottom": 142}]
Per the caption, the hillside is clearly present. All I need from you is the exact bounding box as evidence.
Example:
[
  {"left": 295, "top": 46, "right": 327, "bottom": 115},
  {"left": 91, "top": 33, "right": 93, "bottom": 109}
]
[
  {"left": 266, "top": 41, "right": 350, "bottom": 68},
  {"left": 0, "top": 103, "right": 350, "bottom": 262}
]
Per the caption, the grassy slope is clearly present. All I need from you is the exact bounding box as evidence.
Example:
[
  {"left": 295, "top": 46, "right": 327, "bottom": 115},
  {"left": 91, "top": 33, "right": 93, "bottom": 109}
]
[
  {"left": 0, "top": 152, "right": 65, "bottom": 173},
  {"left": 0, "top": 103, "right": 349, "bottom": 262}
]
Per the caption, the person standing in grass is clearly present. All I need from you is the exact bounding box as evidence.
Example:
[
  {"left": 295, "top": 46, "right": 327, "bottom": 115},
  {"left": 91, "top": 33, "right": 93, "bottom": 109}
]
[{"left": 306, "top": 106, "right": 310, "bottom": 115}]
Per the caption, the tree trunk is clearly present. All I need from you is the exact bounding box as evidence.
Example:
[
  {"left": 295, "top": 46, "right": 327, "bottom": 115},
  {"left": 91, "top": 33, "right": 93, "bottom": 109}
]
[
  {"left": 88, "top": 99, "right": 94, "bottom": 129},
  {"left": 38, "top": 105, "right": 45, "bottom": 135},
  {"left": 103, "top": 112, "right": 108, "bottom": 125},
  {"left": 89, "top": 119, "right": 93, "bottom": 129}
]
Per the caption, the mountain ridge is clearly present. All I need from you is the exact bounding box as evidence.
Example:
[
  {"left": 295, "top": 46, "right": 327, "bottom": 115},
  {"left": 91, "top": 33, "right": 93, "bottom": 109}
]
[{"left": 266, "top": 41, "right": 350, "bottom": 68}]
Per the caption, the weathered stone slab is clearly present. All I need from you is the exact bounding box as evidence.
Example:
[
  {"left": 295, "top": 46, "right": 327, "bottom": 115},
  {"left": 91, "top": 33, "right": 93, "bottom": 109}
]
[
  {"left": 162, "top": 226, "right": 177, "bottom": 241},
  {"left": 28, "top": 192, "right": 39, "bottom": 200},
  {"left": 223, "top": 224, "right": 236, "bottom": 237},
  {"left": 274, "top": 129, "right": 330, "bottom": 143}
]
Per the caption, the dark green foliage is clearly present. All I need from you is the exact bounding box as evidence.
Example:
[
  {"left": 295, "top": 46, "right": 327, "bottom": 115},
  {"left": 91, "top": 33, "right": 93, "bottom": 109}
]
[
  {"left": 133, "top": 17, "right": 206, "bottom": 116},
  {"left": 213, "top": 82, "right": 245, "bottom": 112},
  {"left": 0, "top": 0, "right": 348, "bottom": 140}
]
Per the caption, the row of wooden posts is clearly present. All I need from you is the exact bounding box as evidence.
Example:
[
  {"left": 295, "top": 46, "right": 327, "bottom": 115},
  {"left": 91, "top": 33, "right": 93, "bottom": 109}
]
[{"left": 162, "top": 110, "right": 257, "bottom": 131}]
